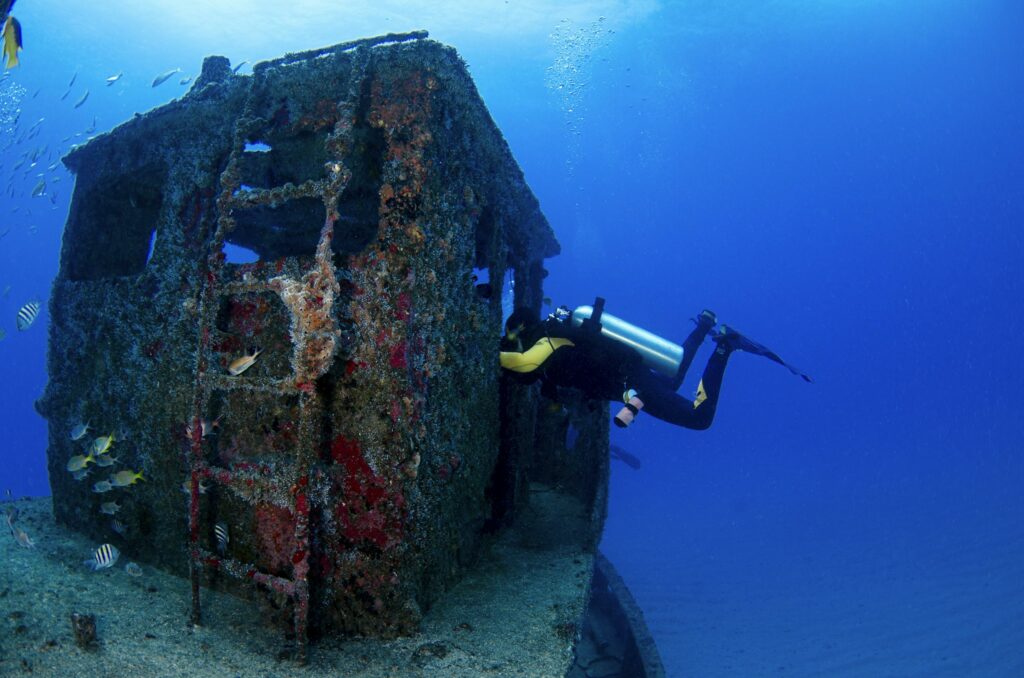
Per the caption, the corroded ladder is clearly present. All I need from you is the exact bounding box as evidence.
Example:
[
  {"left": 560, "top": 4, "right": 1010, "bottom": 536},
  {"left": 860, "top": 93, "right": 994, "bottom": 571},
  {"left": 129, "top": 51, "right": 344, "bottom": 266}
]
[{"left": 186, "top": 52, "right": 365, "bottom": 664}]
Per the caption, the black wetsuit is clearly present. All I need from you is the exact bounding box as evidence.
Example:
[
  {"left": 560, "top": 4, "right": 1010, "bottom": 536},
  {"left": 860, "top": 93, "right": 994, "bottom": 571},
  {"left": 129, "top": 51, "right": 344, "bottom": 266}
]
[{"left": 502, "top": 315, "right": 732, "bottom": 430}]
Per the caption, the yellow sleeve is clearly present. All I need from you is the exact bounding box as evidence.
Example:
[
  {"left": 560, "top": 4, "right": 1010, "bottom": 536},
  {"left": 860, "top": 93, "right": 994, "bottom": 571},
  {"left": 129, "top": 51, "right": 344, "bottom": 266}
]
[{"left": 499, "top": 337, "right": 574, "bottom": 373}]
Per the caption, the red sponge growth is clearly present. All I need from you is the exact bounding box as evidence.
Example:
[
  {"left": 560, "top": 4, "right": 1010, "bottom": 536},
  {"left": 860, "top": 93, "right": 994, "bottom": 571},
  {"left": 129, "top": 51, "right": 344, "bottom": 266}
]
[
  {"left": 389, "top": 342, "right": 408, "bottom": 369},
  {"left": 329, "top": 435, "right": 405, "bottom": 551},
  {"left": 331, "top": 436, "right": 369, "bottom": 476},
  {"left": 394, "top": 292, "right": 411, "bottom": 321},
  {"left": 255, "top": 504, "right": 297, "bottom": 576}
]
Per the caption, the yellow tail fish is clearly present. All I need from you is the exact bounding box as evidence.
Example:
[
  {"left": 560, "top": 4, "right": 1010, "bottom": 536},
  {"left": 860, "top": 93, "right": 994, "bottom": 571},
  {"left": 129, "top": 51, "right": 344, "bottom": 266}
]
[{"left": 1, "top": 1, "right": 22, "bottom": 70}]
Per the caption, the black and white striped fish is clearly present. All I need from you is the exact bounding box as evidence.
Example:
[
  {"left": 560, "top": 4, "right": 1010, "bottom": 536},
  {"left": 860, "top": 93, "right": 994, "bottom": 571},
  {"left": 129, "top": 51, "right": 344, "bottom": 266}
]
[
  {"left": 83, "top": 543, "right": 120, "bottom": 571},
  {"left": 16, "top": 300, "right": 40, "bottom": 331},
  {"left": 214, "top": 522, "right": 229, "bottom": 554}
]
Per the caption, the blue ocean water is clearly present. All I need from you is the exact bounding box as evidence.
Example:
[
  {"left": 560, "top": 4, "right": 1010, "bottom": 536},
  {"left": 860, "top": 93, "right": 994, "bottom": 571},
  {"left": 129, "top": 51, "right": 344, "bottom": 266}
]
[{"left": 2, "top": 2, "right": 1022, "bottom": 675}]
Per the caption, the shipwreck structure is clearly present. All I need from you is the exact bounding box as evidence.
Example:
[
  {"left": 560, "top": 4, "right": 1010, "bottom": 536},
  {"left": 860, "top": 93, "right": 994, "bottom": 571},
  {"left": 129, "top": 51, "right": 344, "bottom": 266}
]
[{"left": 38, "top": 33, "right": 663, "bottom": 675}]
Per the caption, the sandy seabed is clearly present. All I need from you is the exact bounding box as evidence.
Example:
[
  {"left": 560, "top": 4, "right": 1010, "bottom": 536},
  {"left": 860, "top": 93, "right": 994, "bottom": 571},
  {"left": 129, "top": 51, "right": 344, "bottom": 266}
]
[
  {"left": 607, "top": 504, "right": 1024, "bottom": 677},
  {"left": 1, "top": 494, "right": 592, "bottom": 677}
]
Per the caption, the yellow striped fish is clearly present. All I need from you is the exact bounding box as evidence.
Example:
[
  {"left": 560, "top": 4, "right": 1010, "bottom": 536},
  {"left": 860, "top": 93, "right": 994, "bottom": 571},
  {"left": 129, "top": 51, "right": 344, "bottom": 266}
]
[
  {"left": 109, "top": 469, "right": 144, "bottom": 487},
  {"left": 1, "top": 1, "right": 21, "bottom": 70},
  {"left": 83, "top": 543, "right": 119, "bottom": 571},
  {"left": 227, "top": 348, "right": 261, "bottom": 376},
  {"left": 69, "top": 421, "right": 91, "bottom": 441}
]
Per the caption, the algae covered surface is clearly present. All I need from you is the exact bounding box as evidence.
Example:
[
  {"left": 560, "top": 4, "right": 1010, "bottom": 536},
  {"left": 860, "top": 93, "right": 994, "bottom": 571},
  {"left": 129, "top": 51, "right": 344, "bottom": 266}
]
[{"left": 37, "top": 35, "right": 577, "bottom": 647}]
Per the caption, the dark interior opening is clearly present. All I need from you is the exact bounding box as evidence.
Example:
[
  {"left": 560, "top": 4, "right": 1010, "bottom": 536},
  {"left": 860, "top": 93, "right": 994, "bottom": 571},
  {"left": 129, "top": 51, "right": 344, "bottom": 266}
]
[
  {"left": 227, "top": 95, "right": 385, "bottom": 262},
  {"left": 237, "top": 133, "right": 329, "bottom": 190},
  {"left": 228, "top": 197, "right": 326, "bottom": 259},
  {"left": 64, "top": 163, "right": 167, "bottom": 281}
]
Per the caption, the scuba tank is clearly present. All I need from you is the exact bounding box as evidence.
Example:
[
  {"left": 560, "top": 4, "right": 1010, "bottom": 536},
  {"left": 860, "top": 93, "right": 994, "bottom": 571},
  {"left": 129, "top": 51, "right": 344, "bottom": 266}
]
[{"left": 569, "top": 300, "right": 685, "bottom": 378}]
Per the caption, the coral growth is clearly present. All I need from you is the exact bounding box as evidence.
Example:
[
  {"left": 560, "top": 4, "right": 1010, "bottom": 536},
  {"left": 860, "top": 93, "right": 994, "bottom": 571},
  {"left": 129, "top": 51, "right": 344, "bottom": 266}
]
[{"left": 329, "top": 435, "right": 405, "bottom": 551}]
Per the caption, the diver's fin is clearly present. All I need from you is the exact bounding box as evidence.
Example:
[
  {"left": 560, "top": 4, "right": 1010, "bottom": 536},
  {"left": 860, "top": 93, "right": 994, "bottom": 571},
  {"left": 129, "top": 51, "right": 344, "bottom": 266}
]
[
  {"left": 713, "top": 325, "right": 813, "bottom": 383},
  {"left": 692, "top": 309, "right": 717, "bottom": 329}
]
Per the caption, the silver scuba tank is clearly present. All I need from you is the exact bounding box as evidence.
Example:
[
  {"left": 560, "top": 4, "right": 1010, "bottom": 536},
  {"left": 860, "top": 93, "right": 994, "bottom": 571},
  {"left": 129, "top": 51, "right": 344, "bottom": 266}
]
[{"left": 571, "top": 305, "right": 684, "bottom": 378}]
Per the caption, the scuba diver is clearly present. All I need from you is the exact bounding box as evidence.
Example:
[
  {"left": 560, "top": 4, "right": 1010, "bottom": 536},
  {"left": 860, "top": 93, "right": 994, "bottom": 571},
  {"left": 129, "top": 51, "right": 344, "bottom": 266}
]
[{"left": 499, "top": 299, "right": 811, "bottom": 431}]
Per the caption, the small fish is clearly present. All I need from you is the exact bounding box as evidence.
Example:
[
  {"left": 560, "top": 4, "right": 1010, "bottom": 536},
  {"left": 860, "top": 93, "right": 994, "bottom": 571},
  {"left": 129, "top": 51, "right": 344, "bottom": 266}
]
[
  {"left": 11, "top": 526, "right": 33, "bottom": 548},
  {"left": 185, "top": 416, "right": 220, "bottom": 439},
  {"left": 4, "top": 509, "right": 17, "bottom": 540},
  {"left": 92, "top": 480, "right": 113, "bottom": 493},
  {"left": 69, "top": 421, "right": 91, "bottom": 441},
  {"left": 94, "top": 454, "right": 118, "bottom": 467},
  {"left": 31, "top": 179, "right": 44, "bottom": 196},
  {"left": 72, "top": 468, "right": 90, "bottom": 481},
  {"left": 227, "top": 348, "right": 261, "bottom": 376},
  {"left": 109, "top": 469, "right": 145, "bottom": 487},
  {"left": 0, "top": 327, "right": 5, "bottom": 341},
  {"left": 181, "top": 478, "right": 210, "bottom": 495},
  {"left": 609, "top": 444, "right": 642, "bottom": 470},
  {"left": 105, "top": 71, "right": 123, "bottom": 86},
  {"left": 3, "top": 11, "right": 23, "bottom": 70},
  {"left": 124, "top": 562, "right": 143, "bottom": 577},
  {"left": 214, "top": 522, "right": 229, "bottom": 554},
  {"left": 99, "top": 501, "right": 121, "bottom": 515},
  {"left": 66, "top": 453, "right": 95, "bottom": 472},
  {"left": 110, "top": 519, "right": 127, "bottom": 536},
  {"left": 83, "top": 543, "right": 119, "bottom": 571},
  {"left": 151, "top": 68, "right": 180, "bottom": 87},
  {"left": 178, "top": 75, "right": 192, "bottom": 86},
  {"left": 91, "top": 432, "right": 116, "bottom": 455},
  {"left": 232, "top": 60, "right": 247, "bottom": 74},
  {"left": 67, "top": 71, "right": 77, "bottom": 88},
  {"left": 16, "top": 300, "right": 40, "bottom": 330},
  {"left": 73, "top": 90, "right": 89, "bottom": 109}
]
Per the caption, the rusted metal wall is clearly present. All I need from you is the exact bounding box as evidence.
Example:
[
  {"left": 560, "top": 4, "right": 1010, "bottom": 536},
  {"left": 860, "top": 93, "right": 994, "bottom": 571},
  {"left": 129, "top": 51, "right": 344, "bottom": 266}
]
[{"left": 38, "top": 34, "right": 606, "bottom": 645}]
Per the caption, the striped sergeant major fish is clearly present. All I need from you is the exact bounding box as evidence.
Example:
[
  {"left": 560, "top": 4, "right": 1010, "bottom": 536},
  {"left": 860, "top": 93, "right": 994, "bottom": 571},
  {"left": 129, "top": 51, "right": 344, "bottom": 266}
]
[
  {"left": 214, "top": 522, "right": 229, "bottom": 555},
  {"left": 84, "top": 543, "right": 120, "bottom": 571},
  {"left": 16, "top": 300, "right": 40, "bottom": 330}
]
